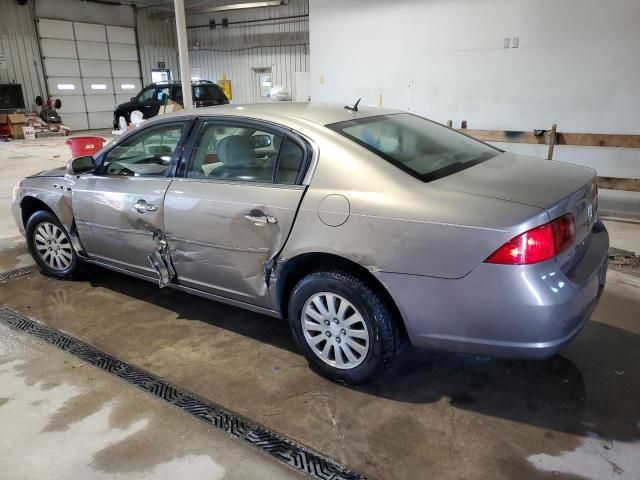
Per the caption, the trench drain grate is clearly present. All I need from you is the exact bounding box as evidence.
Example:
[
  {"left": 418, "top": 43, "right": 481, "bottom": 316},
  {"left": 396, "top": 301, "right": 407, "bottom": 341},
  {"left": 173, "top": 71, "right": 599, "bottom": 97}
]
[
  {"left": 0, "top": 307, "right": 366, "bottom": 480},
  {"left": 0, "top": 266, "right": 34, "bottom": 283}
]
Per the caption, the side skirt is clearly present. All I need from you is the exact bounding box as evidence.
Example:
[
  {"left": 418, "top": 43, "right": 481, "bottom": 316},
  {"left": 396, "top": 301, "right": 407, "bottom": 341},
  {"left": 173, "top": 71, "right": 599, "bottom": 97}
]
[{"left": 83, "top": 258, "right": 282, "bottom": 319}]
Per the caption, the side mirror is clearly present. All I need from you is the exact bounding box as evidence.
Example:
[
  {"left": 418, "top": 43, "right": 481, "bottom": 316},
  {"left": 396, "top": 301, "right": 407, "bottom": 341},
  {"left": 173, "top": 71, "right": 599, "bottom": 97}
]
[
  {"left": 130, "top": 97, "right": 136, "bottom": 103},
  {"left": 66, "top": 155, "right": 96, "bottom": 175},
  {"left": 250, "top": 134, "right": 272, "bottom": 148}
]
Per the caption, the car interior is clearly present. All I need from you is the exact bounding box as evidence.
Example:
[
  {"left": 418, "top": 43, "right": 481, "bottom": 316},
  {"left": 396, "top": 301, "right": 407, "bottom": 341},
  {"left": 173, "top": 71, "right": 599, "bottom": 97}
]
[
  {"left": 188, "top": 124, "right": 304, "bottom": 184},
  {"left": 101, "top": 121, "right": 305, "bottom": 184}
]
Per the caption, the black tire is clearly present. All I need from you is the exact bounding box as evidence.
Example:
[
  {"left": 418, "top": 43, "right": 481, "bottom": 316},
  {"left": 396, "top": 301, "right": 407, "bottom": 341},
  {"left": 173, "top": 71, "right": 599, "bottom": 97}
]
[
  {"left": 26, "top": 210, "right": 84, "bottom": 279},
  {"left": 288, "top": 270, "right": 401, "bottom": 385}
]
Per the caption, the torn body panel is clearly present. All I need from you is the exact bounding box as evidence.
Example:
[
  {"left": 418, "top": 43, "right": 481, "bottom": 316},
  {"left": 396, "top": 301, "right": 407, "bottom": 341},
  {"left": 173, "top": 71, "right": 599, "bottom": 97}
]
[{"left": 148, "top": 233, "right": 176, "bottom": 287}]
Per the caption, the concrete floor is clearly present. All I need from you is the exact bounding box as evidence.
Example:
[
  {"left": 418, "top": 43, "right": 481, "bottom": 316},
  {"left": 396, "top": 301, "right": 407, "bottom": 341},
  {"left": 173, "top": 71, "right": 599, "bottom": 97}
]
[
  {"left": 1, "top": 135, "right": 640, "bottom": 479},
  {"left": 0, "top": 324, "right": 303, "bottom": 480}
]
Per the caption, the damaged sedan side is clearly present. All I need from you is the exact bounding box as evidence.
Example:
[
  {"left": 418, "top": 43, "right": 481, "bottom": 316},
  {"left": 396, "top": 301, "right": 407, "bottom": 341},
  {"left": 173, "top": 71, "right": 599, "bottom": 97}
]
[{"left": 12, "top": 103, "right": 609, "bottom": 385}]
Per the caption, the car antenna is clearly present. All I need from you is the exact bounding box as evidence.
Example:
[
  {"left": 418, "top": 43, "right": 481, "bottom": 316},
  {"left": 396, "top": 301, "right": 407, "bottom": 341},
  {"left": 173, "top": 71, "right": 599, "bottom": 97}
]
[{"left": 344, "top": 98, "right": 362, "bottom": 112}]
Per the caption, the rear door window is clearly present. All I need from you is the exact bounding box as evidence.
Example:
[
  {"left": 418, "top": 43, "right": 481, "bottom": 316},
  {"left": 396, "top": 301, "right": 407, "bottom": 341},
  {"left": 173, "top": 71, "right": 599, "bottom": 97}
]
[
  {"left": 276, "top": 138, "right": 306, "bottom": 184},
  {"left": 187, "top": 121, "right": 282, "bottom": 183}
]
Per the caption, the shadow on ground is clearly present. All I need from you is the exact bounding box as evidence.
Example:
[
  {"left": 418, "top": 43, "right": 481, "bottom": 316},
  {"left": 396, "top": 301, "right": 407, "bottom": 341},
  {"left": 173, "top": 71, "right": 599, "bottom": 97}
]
[{"left": 85, "top": 267, "right": 640, "bottom": 444}]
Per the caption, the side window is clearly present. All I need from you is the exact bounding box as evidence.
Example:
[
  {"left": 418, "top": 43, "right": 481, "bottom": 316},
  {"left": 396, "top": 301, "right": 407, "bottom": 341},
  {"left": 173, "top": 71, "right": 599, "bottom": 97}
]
[
  {"left": 137, "top": 86, "right": 155, "bottom": 102},
  {"left": 187, "top": 122, "right": 282, "bottom": 183},
  {"left": 156, "top": 86, "right": 170, "bottom": 102},
  {"left": 276, "top": 138, "right": 306, "bottom": 184},
  {"left": 174, "top": 86, "right": 183, "bottom": 103},
  {"left": 101, "top": 123, "right": 185, "bottom": 177}
]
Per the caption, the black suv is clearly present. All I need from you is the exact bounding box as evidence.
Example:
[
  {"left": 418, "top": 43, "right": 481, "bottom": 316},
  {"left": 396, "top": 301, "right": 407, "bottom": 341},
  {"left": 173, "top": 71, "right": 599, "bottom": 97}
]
[{"left": 113, "top": 80, "right": 229, "bottom": 128}]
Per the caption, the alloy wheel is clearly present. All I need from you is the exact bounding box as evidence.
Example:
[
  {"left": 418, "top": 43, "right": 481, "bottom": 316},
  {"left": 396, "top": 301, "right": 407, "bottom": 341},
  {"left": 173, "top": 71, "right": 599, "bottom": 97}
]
[
  {"left": 301, "top": 292, "right": 370, "bottom": 369},
  {"left": 33, "top": 222, "right": 73, "bottom": 271}
]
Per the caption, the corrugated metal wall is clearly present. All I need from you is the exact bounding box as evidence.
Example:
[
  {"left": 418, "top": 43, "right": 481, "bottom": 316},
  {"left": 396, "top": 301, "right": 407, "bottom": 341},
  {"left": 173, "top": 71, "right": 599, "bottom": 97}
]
[
  {"left": 137, "top": 0, "right": 309, "bottom": 104},
  {"left": 136, "top": 7, "right": 179, "bottom": 86},
  {"left": 0, "top": 0, "right": 309, "bottom": 110},
  {"left": 0, "top": 0, "right": 47, "bottom": 109},
  {"left": 187, "top": 0, "right": 309, "bottom": 103}
]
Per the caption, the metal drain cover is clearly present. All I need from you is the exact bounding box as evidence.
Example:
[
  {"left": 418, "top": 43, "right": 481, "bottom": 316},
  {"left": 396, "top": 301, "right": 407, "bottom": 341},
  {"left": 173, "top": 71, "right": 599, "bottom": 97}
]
[{"left": 0, "top": 307, "right": 365, "bottom": 480}]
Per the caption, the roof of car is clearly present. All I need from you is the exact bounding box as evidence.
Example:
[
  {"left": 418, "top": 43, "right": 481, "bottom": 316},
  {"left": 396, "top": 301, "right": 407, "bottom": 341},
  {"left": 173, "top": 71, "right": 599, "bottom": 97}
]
[
  {"left": 175, "top": 102, "right": 403, "bottom": 126},
  {"left": 152, "top": 80, "right": 216, "bottom": 86}
]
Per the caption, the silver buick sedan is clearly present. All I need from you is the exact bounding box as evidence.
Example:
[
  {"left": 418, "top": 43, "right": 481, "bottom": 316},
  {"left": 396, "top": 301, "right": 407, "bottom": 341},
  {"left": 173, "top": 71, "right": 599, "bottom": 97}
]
[{"left": 11, "top": 102, "right": 609, "bottom": 384}]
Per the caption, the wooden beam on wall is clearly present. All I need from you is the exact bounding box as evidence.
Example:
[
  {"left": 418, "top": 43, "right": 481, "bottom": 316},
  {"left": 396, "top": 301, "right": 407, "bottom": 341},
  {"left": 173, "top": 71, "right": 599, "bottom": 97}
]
[
  {"left": 456, "top": 129, "right": 550, "bottom": 144},
  {"left": 456, "top": 129, "right": 640, "bottom": 148},
  {"left": 597, "top": 177, "right": 640, "bottom": 192},
  {"left": 547, "top": 123, "right": 557, "bottom": 160},
  {"left": 557, "top": 133, "right": 640, "bottom": 149}
]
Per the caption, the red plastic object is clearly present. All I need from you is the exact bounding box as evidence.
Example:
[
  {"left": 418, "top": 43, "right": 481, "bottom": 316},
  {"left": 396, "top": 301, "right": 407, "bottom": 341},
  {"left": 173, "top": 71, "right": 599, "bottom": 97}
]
[
  {"left": 65, "top": 136, "right": 106, "bottom": 157},
  {"left": 0, "top": 122, "right": 10, "bottom": 138}
]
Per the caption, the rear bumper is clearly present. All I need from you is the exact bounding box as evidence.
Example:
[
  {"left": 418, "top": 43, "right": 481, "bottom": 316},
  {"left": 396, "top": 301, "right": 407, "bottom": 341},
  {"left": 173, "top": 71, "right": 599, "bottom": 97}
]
[{"left": 377, "top": 220, "right": 609, "bottom": 359}]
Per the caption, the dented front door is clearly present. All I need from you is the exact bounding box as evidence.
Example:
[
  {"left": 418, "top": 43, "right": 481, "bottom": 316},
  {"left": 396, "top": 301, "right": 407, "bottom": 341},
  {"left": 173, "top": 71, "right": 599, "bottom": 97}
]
[
  {"left": 72, "top": 120, "right": 192, "bottom": 280},
  {"left": 163, "top": 180, "right": 305, "bottom": 308},
  {"left": 73, "top": 175, "right": 172, "bottom": 279}
]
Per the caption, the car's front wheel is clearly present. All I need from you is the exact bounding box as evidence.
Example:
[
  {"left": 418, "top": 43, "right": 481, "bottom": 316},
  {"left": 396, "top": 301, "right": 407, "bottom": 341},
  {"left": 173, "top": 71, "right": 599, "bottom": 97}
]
[
  {"left": 26, "top": 211, "right": 83, "bottom": 279},
  {"left": 288, "top": 270, "right": 401, "bottom": 385}
]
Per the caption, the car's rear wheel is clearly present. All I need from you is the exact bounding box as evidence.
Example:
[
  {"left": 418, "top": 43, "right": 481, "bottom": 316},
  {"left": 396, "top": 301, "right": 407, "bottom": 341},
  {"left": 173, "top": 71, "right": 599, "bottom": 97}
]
[
  {"left": 26, "top": 211, "right": 83, "bottom": 279},
  {"left": 288, "top": 270, "right": 401, "bottom": 385}
]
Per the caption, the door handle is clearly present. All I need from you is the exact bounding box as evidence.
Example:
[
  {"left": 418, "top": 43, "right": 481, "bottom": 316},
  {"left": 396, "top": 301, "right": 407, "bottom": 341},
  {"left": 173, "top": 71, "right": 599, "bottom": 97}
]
[
  {"left": 244, "top": 209, "right": 277, "bottom": 226},
  {"left": 133, "top": 200, "right": 157, "bottom": 214}
]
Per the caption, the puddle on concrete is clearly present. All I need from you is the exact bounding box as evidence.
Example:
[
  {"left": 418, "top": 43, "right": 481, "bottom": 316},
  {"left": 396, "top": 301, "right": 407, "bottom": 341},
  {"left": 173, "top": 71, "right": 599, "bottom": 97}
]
[
  {"left": 0, "top": 330, "right": 302, "bottom": 480},
  {"left": 0, "top": 358, "right": 225, "bottom": 479},
  {"left": 528, "top": 432, "right": 640, "bottom": 479}
]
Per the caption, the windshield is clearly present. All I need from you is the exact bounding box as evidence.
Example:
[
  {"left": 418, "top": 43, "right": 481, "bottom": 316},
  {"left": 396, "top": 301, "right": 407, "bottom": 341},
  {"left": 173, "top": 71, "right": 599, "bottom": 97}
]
[{"left": 328, "top": 113, "right": 500, "bottom": 182}]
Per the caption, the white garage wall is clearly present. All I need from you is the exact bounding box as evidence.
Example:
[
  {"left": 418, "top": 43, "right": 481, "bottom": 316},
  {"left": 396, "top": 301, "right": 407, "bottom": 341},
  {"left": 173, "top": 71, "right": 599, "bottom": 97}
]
[
  {"left": 136, "top": 1, "right": 309, "bottom": 104},
  {"left": 309, "top": 0, "right": 640, "bottom": 216},
  {"left": 0, "top": 0, "right": 47, "bottom": 109},
  {"left": 137, "top": 8, "right": 179, "bottom": 86},
  {"left": 186, "top": 0, "right": 309, "bottom": 104}
]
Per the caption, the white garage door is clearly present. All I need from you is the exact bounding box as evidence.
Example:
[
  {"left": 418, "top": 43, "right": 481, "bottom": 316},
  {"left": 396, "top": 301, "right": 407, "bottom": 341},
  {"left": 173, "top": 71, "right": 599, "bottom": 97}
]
[{"left": 38, "top": 19, "right": 142, "bottom": 131}]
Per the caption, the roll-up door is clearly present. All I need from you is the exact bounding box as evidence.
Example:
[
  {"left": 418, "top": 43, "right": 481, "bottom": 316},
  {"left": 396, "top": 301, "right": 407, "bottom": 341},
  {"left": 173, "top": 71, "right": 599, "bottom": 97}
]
[{"left": 37, "top": 18, "right": 142, "bottom": 131}]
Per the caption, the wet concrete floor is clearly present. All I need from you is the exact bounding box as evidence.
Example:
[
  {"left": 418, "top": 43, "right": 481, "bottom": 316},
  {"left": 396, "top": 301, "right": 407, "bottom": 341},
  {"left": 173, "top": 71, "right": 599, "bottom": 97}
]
[
  {"left": 1, "top": 244, "right": 639, "bottom": 479},
  {"left": 0, "top": 322, "right": 304, "bottom": 480}
]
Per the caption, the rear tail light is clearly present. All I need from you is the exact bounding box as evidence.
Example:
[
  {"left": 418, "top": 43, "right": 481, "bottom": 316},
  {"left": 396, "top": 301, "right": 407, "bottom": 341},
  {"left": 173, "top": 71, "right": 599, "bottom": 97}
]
[{"left": 484, "top": 214, "right": 576, "bottom": 265}]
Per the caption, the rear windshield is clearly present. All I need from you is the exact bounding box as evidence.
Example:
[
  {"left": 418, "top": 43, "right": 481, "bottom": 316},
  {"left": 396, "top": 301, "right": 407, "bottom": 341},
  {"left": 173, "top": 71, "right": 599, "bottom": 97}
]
[
  {"left": 193, "top": 84, "right": 226, "bottom": 101},
  {"left": 328, "top": 113, "right": 500, "bottom": 182},
  {"left": 174, "top": 84, "right": 226, "bottom": 102}
]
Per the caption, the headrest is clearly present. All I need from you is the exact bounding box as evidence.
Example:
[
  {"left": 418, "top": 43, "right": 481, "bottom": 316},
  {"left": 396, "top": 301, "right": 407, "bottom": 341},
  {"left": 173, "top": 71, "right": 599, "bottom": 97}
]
[{"left": 217, "top": 135, "right": 254, "bottom": 167}]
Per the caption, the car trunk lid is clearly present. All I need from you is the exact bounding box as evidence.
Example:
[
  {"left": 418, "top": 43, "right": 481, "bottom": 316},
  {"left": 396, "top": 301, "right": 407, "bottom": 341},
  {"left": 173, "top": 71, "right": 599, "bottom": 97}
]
[{"left": 431, "top": 153, "right": 598, "bottom": 269}]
